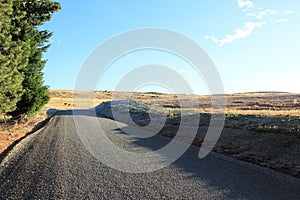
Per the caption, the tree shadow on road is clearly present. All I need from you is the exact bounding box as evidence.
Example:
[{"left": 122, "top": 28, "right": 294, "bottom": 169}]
[{"left": 53, "top": 105, "right": 300, "bottom": 199}]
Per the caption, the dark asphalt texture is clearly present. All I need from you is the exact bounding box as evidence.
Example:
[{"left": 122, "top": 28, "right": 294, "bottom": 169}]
[{"left": 1, "top": 110, "right": 300, "bottom": 199}]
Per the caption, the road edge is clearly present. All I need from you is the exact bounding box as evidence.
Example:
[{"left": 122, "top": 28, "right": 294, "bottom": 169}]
[{"left": 0, "top": 116, "right": 55, "bottom": 172}]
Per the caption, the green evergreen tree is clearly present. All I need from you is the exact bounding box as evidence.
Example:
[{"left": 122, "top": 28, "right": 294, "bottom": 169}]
[
  {"left": 0, "top": 0, "right": 30, "bottom": 114},
  {"left": 9, "top": 0, "right": 61, "bottom": 117}
]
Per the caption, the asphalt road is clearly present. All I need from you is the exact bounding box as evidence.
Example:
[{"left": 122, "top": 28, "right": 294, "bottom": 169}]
[{"left": 0, "top": 110, "right": 300, "bottom": 199}]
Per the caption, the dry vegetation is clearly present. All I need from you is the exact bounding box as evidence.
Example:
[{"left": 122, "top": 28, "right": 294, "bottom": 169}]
[
  {"left": 0, "top": 111, "right": 47, "bottom": 154},
  {"left": 47, "top": 90, "right": 300, "bottom": 115},
  {"left": 1, "top": 90, "right": 300, "bottom": 177}
]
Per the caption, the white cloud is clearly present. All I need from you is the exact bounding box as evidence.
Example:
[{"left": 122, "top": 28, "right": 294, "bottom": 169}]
[
  {"left": 238, "top": 0, "right": 253, "bottom": 9},
  {"left": 276, "top": 19, "right": 288, "bottom": 23},
  {"left": 204, "top": 35, "right": 218, "bottom": 43},
  {"left": 205, "top": 22, "right": 266, "bottom": 47},
  {"left": 256, "top": 9, "right": 277, "bottom": 19},
  {"left": 205, "top": 1, "right": 292, "bottom": 47},
  {"left": 283, "top": 10, "right": 295, "bottom": 15},
  {"left": 246, "top": 9, "right": 278, "bottom": 19}
]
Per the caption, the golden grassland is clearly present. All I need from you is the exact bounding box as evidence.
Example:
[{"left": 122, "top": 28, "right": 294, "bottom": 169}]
[{"left": 46, "top": 90, "right": 300, "bottom": 116}]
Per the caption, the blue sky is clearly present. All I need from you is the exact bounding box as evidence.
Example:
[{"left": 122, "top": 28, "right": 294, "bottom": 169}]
[{"left": 42, "top": 0, "right": 300, "bottom": 94}]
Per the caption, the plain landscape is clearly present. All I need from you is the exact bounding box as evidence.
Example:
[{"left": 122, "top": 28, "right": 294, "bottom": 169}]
[
  {"left": 1, "top": 90, "right": 300, "bottom": 178},
  {"left": 1, "top": 0, "right": 300, "bottom": 198}
]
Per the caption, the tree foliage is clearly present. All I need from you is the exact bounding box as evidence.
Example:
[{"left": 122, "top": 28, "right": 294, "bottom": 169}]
[
  {"left": 0, "top": 0, "right": 61, "bottom": 117},
  {"left": 0, "top": 0, "right": 30, "bottom": 114}
]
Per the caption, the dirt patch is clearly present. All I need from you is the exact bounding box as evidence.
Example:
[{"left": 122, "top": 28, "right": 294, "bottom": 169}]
[{"left": 0, "top": 109, "right": 49, "bottom": 155}]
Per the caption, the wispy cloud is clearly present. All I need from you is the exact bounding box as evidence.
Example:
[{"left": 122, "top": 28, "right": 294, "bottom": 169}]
[
  {"left": 275, "top": 10, "right": 295, "bottom": 23},
  {"left": 245, "top": 9, "right": 278, "bottom": 19},
  {"left": 256, "top": 9, "right": 277, "bottom": 19},
  {"left": 205, "top": 22, "right": 266, "bottom": 47},
  {"left": 276, "top": 19, "right": 288, "bottom": 23},
  {"left": 205, "top": 0, "right": 293, "bottom": 47},
  {"left": 238, "top": 0, "right": 253, "bottom": 9},
  {"left": 283, "top": 10, "right": 295, "bottom": 15}
]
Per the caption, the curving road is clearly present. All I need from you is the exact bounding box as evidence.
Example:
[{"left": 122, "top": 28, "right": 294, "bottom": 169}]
[{"left": 0, "top": 110, "right": 300, "bottom": 199}]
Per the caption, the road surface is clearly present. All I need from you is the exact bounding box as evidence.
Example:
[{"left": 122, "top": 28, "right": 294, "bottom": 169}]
[{"left": 0, "top": 110, "right": 300, "bottom": 199}]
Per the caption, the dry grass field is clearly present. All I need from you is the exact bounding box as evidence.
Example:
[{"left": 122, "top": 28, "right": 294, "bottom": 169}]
[
  {"left": 47, "top": 90, "right": 300, "bottom": 116},
  {"left": 1, "top": 90, "right": 300, "bottom": 177}
]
